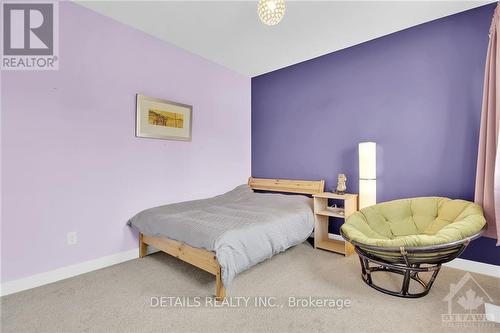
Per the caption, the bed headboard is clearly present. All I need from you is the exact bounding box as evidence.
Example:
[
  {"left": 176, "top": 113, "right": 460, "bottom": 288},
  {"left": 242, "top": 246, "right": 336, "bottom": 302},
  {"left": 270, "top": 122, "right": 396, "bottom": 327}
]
[{"left": 248, "top": 177, "right": 325, "bottom": 195}]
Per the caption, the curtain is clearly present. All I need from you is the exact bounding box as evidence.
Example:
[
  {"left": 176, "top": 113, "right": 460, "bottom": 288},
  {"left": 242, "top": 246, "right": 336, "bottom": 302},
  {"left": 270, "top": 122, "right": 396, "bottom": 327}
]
[{"left": 475, "top": 4, "right": 500, "bottom": 242}]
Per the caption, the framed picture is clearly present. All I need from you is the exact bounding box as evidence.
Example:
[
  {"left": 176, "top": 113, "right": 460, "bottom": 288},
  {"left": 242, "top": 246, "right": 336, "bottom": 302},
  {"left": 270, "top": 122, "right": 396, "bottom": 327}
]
[{"left": 136, "top": 94, "right": 192, "bottom": 141}]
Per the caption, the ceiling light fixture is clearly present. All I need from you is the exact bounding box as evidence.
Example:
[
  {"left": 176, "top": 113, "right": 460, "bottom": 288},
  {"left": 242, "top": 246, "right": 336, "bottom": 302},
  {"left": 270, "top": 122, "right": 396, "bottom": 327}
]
[{"left": 258, "top": 0, "right": 286, "bottom": 26}]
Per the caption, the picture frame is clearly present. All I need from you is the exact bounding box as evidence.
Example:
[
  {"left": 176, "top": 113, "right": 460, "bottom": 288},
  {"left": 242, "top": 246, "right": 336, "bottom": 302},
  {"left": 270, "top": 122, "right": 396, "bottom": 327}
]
[{"left": 136, "top": 94, "right": 192, "bottom": 141}]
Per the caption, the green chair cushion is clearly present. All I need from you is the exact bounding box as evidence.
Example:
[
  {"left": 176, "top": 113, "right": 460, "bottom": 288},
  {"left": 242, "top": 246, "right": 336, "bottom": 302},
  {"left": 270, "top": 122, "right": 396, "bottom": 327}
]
[{"left": 341, "top": 197, "right": 486, "bottom": 248}]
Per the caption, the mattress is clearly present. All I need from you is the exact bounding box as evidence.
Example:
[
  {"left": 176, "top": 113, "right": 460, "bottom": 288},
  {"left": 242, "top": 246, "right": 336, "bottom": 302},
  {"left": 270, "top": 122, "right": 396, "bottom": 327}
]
[{"left": 127, "top": 184, "right": 314, "bottom": 286}]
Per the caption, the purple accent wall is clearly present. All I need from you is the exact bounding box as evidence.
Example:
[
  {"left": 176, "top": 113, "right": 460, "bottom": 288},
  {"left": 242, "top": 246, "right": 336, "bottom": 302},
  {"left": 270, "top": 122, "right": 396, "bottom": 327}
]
[
  {"left": 1, "top": 2, "right": 251, "bottom": 283},
  {"left": 251, "top": 4, "right": 499, "bottom": 265}
]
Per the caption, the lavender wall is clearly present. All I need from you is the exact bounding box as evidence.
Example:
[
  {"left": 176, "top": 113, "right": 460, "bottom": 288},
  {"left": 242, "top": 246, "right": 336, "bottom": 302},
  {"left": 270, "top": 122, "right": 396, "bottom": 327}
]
[
  {"left": 1, "top": 2, "right": 251, "bottom": 283},
  {"left": 252, "top": 4, "right": 499, "bottom": 265}
]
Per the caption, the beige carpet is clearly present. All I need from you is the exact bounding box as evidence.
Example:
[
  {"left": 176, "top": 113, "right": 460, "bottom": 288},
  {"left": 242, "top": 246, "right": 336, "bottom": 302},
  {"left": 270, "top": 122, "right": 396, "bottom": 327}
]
[{"left": 2, "top": 242, "right": 499, "bottom": 333}]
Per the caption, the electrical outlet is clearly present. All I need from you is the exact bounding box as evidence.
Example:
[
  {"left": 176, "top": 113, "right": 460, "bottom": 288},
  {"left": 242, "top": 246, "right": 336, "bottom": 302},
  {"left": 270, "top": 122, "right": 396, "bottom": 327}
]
[{"left": 67, "top": 232, "right": 77, "bottom": 245}]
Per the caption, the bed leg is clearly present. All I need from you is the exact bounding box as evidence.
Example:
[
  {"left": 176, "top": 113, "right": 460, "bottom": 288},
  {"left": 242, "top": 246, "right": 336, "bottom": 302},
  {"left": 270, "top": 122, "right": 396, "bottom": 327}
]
[
  {"left": 139, "top": 233, "right": 148, "bottom": 258},
  {"left": 215, "top": 267, "right": 226, "bottom": 301}
]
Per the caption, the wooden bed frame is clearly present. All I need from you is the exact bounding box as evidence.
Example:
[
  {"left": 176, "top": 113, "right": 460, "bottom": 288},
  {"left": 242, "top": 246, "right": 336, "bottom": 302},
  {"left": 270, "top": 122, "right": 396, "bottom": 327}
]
[{"left": 138, "top": 177, "right": 325, "bottom": 300}]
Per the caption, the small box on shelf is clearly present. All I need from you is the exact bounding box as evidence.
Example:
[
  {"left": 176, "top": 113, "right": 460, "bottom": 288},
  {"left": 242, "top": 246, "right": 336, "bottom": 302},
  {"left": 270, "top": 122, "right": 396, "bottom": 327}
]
[{"left": 326, "top": 205, "right": 344, "bottom": 215}]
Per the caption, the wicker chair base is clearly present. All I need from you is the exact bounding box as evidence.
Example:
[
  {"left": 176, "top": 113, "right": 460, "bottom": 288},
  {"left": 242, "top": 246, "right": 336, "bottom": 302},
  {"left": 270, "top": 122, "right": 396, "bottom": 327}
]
[{"left": 356, "top": 249, "right": 441, "bottom": 298}]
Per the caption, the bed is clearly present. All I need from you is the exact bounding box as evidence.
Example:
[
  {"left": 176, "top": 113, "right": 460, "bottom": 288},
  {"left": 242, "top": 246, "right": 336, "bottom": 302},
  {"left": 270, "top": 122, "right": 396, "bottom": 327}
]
[{"left": 128, "top": 177, "right": 325, "bottom": 299}]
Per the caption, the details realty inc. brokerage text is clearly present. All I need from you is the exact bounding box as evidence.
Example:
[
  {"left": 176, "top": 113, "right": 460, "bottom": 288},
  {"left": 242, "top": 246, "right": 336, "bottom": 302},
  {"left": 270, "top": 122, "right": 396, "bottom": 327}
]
[{"left": 151, "top": 296, "right": 352, "bottom": 309}]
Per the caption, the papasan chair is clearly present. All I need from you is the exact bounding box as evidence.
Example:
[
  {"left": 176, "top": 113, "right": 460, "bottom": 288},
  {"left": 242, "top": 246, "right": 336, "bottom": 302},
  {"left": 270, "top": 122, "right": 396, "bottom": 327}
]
[{"left": 340, "top": 197, "right": 486, "bottom": 298}]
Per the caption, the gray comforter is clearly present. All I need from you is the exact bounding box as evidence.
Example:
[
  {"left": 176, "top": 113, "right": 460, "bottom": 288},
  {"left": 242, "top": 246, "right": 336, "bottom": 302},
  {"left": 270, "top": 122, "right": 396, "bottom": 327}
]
[{"left": 127, "top": 185, "right": 314, "bottom": 286}]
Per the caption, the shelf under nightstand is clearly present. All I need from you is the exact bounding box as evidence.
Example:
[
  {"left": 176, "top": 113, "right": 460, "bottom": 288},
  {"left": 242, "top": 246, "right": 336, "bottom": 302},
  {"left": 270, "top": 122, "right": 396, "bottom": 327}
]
[{"left": 313, "top": 192, "right": 358, "bottom": 256}]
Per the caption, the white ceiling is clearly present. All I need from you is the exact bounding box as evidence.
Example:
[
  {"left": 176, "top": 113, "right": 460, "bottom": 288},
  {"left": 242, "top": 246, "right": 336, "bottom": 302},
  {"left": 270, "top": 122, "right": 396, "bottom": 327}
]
[{"left": 77, "top": 1, "right": 493, "bottom": 77}]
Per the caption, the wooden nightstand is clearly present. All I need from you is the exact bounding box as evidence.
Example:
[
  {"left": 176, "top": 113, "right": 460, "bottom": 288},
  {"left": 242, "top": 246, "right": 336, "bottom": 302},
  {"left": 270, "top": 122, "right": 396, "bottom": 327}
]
[{"left": 313, "top": 192, "right": 358, "bottom": 256}]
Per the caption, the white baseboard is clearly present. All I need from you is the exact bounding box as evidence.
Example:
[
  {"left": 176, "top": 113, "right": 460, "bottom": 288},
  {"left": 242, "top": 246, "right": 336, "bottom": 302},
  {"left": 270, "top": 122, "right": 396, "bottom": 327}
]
[
  {"left": 443, "top": 258, "right": 500, "bottom": 278},
  {"left": 328, "top": 233, "right": 499, "bottom": 278},
  {"left": 0, "top": 248, "right": 140, "bottom": 297},
  {"left": 485, "top": 303, "right": 500, "bottom": 323}
]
